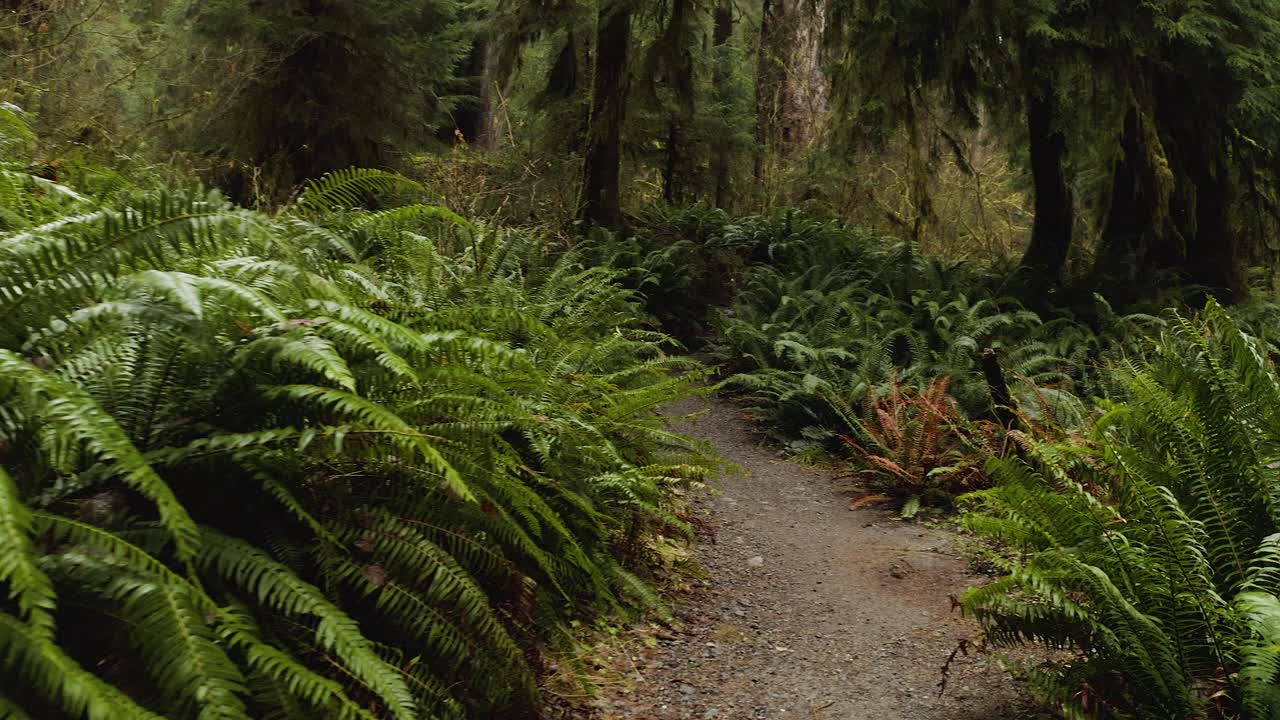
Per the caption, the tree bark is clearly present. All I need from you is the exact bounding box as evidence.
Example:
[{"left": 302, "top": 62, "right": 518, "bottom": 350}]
[
  {"left": 451, "top": 37, "right": 499, "bottom": 148},
  {"left": 776, "top": 0, "right": 829, "bottom": 155},
  {"left": 752, "top": 0, "right": 777, "bottom": 186},
  {"left": 657, "top": 0, "right": 693, "bottom": 205},
  {"left": 753, "top": 0, "right": 830, "bottom": 189},
  {"left": 1099, "top": 108, "right": 1154, "bottom": 264},
  {"left": 1018, "top": 86, "right": 1074, "bottom": 281},
  {"left": 981, "top": 348, "right": 1018, "bottom": 430},
  {"left": 1183, "top": 153, "right": 1239, "bottom": 300},
  {"left": 1154, "top": 78, "right": 1241, "bottom": 301},
  {"left": 1097, "top": 100, "right": 1242, "bottom": 301},
  {"left": 1095, "top": 106, "right": 1176, "bottom": 298},
  {"left": 581, "top": 4, "right": 631, "bottom": 228},
  {"left": 711, "top": 0, "right": 734, "bottom": 208},
  {"left": 663, "top": 121, "right": 680, "bottom": 203}
]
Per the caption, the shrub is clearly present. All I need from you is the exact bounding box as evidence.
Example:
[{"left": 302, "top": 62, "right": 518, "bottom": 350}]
[{"left": 579, "top": 204, "right": 742, "bottom": 345}]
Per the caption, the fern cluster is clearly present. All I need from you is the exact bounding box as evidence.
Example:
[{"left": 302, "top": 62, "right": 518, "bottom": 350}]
[
  {"left": 963, "top": 301, "right": 1280, "bottom": 718},
  {"left": 578, "top": 204, "right": 752, "bottom": 345},
  {"left": 0, "top": 107, "right": 715, "bottom": 719},
  {"left": 831, "top": 375, "right": 992, "bottom": 517},
  {"left": 710, "top": 209, "right": 1179, "bottom": 444}
]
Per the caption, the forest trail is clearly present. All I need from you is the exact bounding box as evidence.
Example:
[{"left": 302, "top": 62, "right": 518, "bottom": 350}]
[{"left": 586, "top": 395, "right": 1047, "bottom": 720}]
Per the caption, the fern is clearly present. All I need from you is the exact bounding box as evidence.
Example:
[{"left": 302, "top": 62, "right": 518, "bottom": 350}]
[
  {"left": 0, "top": 611, "right": 166, "bottom": 720},
  {"left": 0, "top": 466, "right": 56, "bottom": 638},
  {"left": 962, "top": 301, "right": 1280, "bottom": 717},
  {"left": 0, "top": 351, "right": 200, "bottom": 560},
  {"left": 197, "top": 529, "right": 418, "bottom": 720},
  {"left": 0, "top": 157, "right": 716, "bottom": 718}
]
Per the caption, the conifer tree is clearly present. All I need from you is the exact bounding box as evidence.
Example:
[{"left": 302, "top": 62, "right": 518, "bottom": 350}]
[
  {"left": 185, "top": 0, "right": 469, "bottom": 200},
  {"left": 711, "top": 0, "right": 735, "bottom": 208}
]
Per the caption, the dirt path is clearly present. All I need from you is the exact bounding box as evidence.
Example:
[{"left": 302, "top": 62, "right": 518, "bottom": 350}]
[{"left": 586, "top": 396, "right": 1047, "bottom": 720}]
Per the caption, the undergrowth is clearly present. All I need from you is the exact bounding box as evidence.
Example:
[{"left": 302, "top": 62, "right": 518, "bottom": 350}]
[
  {"left": 962, "top": 302, "right": 1280, "bottom": 718},
  {"left": 0, "top": 106, "right": 718, "bottom": 719}
]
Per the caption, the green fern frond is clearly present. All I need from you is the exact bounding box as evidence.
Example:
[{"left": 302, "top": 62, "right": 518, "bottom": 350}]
[
  {"left": 0, "top": 466, "right": 55, "bottom": 638},
  {"left": 263, "top": 384, "right": 470, "bottom": 501},
  {"left": 197, "top": 529, "right": 418, "bottom": 720},
  {"left": 0, "top": 611, "right": 165, "bottom": 720},
  {"left": 293, "top": 169, "right": 424, "bottom": 215},
  {"left": 0, "top": 351, "right": 200, "bottom": 561},
  {"left": 218, "top": 604, "right": 378, "bottom": 720},
  {"left": 44, "top": 552, "right": 252, "bottom": 720}
]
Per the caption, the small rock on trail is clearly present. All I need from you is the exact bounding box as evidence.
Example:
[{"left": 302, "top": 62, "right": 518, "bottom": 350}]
[{"left": 578, "top": 396, "right": 1049, "bottom": 720}]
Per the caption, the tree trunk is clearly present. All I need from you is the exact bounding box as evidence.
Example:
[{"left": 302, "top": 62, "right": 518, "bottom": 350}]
[
  {"left": 663, "top": 121, "right": 680, "bottom": 203},
  {"left": 547, "top": 33, "right": 579, "bottom": 99},
  {"left": 1153, "top": 78, "right": 1241, "bottom": 301},
  {"left": 752, "top": 0, "right": 776, "bottom": 186},
  {"left": 1019, "top": 86, "right": 1074, "bottom": 281},
  {"left": 451, "top": 37, "right": 499, "bottom": 148},
  {"left": 1183, "top": 153, "right": 1239, "bottom": 300},
  {"left": 776, "top": 0, "right": 829, "bottom": 155},
  {"left": 753, "top": 0, "right": 830, "bottom": 189},
  {"left": 657, "top": 0, "right": 693, "bottom": 206},
  {"left": 581, "top": 5, "right": 631, "bottom": 228},
  {"left": 981, "top": 348, "right": 1018, "bottom": 431},
  {"left": 1098, "top": 99, "right": 1242, "bottom": 301},
  {"left": 1095, "top": 107, "right": 1166, "bottom": 290},
  {"left": 711, "top": 0, "right": 734, "bottom": 208}
]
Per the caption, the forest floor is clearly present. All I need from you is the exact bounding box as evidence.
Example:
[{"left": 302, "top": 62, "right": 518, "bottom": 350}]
[{"left": 555, "top": 395, "right": 1051, "bottom": 720}]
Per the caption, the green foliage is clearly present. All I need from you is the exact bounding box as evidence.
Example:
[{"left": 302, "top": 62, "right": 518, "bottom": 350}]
[
  {"left": 180, "top": 0, "right": 469, "bottom": 199},
  {"left": 962, "top": 301, "right": 1280, "bottom": 718},
  {"left": 0, "top": 117, "right": 716, "bottom": 718},
  {"left": 713, "top": 209, "right": 1107, "bottom": 440},
  {"left": 581, "top": 204, "right": 754, "bottom": 343},
  {"left": 829, "top": 0, "right": 1280, "bottom": 293}
]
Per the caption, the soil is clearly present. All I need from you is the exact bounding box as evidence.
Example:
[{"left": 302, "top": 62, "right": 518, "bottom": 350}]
[{"left": 568, "top": 395, "right": 1050, "bottom": 720}]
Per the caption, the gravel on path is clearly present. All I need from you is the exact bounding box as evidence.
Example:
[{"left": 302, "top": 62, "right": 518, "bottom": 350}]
[{"left": 580, "top": 395, "right": 1049, "bottom": 720}]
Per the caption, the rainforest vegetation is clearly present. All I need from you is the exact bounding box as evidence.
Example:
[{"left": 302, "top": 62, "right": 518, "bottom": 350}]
[{"left": 7, "top": 0, "right": 1280, "bottom": 718}]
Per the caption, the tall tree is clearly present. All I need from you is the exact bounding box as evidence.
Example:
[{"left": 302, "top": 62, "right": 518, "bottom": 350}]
[
  {"left": 1017, "top": 37, "right": 1074, "bottom": 280},
  {"left": 754, "top": 0, "right": 830, "bottom": 187},
  {"left": 491, "top": 0, "right": 744, "bottom": 220},
  {"left": 1086, "top": 0, "right": 1280, "bottom": 299},
  {"left": 710, "top": 0, "right": 735, "bottom": 207},
  {"left": 581, "top": 0, "right": 633, "bottom": 227},
  {"left": 187, "top": 0, "right": 468, "bottom": 200},
  {"left": 449, "top": 35, "right": 501, "bottom": 148},
  {"left": 638, "top": 0, "right": 698, "bottom": 204}
]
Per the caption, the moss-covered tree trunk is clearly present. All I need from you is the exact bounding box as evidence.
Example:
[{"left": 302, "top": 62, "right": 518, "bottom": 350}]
[
  {"left": 1155, "top": 78, "right": 1240, "bottom": 301},
  {"left": 1098, "top": 97, "right": 1242, "bottom": 301},
  {"left": 711, "top": 0, "right": 734, "bottom": 208},
  {"left": 753, "top": 0, "right": 829, "bottom": 190},
  {"left": 1019, "top": 86, "right": 1074, "bottom": 281},
  {"left": 1182, "top": 153, "right": 1239, "bottom": 300},
  {"left": 752, "top": 0, "right": 775, "bottom": 186},
  {"left": 775, "top": 0, "right": 828, "bottom": 155},
  {"left": 581, "top": 4, "right": 631, "bottom": 228},
  {"left": 452, "top": 37, "right": 499, "bottom": 148},
  {"left": 658, "top": 0, "right": 694, "bottom": 205},
  {"left": 663, "top": 121, "right": 681, "bottom": 203},
  {"left": 1099, "top": 109, "right": 1155, "bottom": 266}
]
